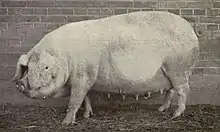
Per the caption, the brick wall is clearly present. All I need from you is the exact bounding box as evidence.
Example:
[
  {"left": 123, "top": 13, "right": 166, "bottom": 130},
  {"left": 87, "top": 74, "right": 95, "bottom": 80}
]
[{"left": 1, "top": 0, "right": 220, "bottom": 106}]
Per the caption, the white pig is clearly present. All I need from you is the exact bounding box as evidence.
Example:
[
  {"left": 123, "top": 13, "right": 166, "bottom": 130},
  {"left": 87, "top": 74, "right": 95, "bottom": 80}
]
[{"left": 12, "top": 11, "right": 200, "bottom": 125}]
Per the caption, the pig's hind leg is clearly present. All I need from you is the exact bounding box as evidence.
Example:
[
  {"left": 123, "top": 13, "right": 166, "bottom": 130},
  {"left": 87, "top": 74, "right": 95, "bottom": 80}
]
[
  {"left": 158, "top": 66, "right": 175, "bottom": 112},
  {"left": 158, "top": 57, "right": 191, "bottom": 118},
  {"left": 83, "top": 95, "right": 93, "bottom": 118},
  {"left": 158, "top": 89, "right": 175, "bottom": 112}
]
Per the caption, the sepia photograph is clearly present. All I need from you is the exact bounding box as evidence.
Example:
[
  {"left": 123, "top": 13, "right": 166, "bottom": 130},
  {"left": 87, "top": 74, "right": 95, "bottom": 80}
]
[{"left": 0, "top": 0, "right": 220, "bottom": 131}]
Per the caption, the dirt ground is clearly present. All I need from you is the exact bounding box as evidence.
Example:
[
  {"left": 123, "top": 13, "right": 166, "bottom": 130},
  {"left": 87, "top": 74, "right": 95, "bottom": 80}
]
[{"left": 0, "top": 103, "right": 220, "bottom": 132}]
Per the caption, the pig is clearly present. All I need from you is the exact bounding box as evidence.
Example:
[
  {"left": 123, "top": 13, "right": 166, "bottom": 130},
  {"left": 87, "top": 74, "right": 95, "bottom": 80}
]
[
  {"left": 14, "top": 63, "right": 93, "bottom": 118},
  {"left": 12, "top": 11, "right": 200, "bottom": 125}
]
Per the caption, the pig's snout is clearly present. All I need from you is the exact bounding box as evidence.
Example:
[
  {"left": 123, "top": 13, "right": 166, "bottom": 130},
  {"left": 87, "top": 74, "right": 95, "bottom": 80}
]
[{"left": 15, "top": 81, "right": 29, "bottom": 94}]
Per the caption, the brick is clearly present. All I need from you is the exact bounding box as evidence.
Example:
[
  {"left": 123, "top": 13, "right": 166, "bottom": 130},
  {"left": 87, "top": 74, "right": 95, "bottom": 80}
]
[
  {"left": 207, "top": 24, "right": 218, "bottom": 31},
  {"left": 74, "top": 8, "right": 87, "bottom": 15},
  {"left": 197, "top": 23, "right": 206, "bottom": 30},
  {"left": 182, "top": 16, "right": 199, "bottom": 23},
  {"left": 195, "top": 61, "right": 211, "bottom": 68},
  {"left": 48, "top": 8, "right": 73, "bottom": 15},
  {"left": 0, "top": 16, "right": 11, "bottom": 22},
  {"left": 55, "top": 1, "right": 95, "bottom": 7},
  {"left": 115, "top": 8, "right": 127, "bottom": 15},
  {"left": 0, "top": 39, "right": 30, "bottom": 52},
  {"left": 158, "top": 1, "right": 166, "bottom": 8},
  {"left": 190, "top": 75, "right": 220, "bottom": 89},
  {"left": 194, "top": 9, "right": 205, "bottom": 15},
  {"left": 47, "top": 8, "right": 60, "bottom": 15},
  {"left": 26, "top": 1, "right": 54, "bottom": 7},
  {"left": 46, "top": 23, "right": 61, "bottom": 31},
  {"left": 104, "top": 1, "right": 133, "bottom": 8},
  {"left": 1, "top": 1, "right": 26, "bottom": 7},
  {"left": 99, "top": 0, "right": 133, "bottom": 8},
  {"left": 8, "top": 8, "right": 46, "bottom": 15},
  {"left": 141, "top": 8, "right": 154, "bottom": 11},
  {"left": 213, "top": 2, "right": 220, "bottom": 8},
  {"left": 41, "top": 16, "right": 67, "bottom": 23},
  {"left": 55, "top": 1, "right": 132, "bottom": 8},
  {"left": 20, "top": 8, "right": 33, "bottom": 15},
  {"left": 13, "top": 16, "right": 40, "bottom": 22},
  {"left": 192, "top": 68, "right": 203, "bottom": 75},
  {"left": 0, "top": 53, "right": 22, "bottom": 68},
  {"left": 210, "top": 31, "right": 220, "bottom": 39},
  {"left": 128, "top": 8, "right": 141, "bottom": 13},
  {"left": 67, "top": 16, "right": 100, "bottom": 23},
  {"left": 198, "top": 55, "right": 205, "bottom": 61},
  {"left": 0, "top": 38, "right": 21, "bottom": 45},
  {"left": 9, "top": 8, "right": 47, "bottom": 15},
  {"left": 200, "top": 17, "right": 220, "bottom": 24},
  {"left": 166, "top": 2, "right": 187, "bottom": 8},
  {"left": 23, "top": 34, "right": 47, "bottom": 45},
  {"left": 167, "top": 9, "right": 180, "bottom": 15},
  {"left": 22, "top": 35, "right": 46, "bottom": 46},
  {"left": 181, "top": 9, "right": 193, "bottom": 15},
  {"left": 206, "top": 9, "right": 219, "bottom": 16},
  {"left": 21, "top": 8, "right": 47, "bottom": 15},
  {"left": 200, "top": 38, "right": 220, "bottom": 52},
  {"left": 3, "top": 23, "right": 35, "bottom": 41},
  {"left": 0, "top": 43, "right": 34, "bottom": 52},
  {"left": 34, "top": 8, "right": 48, "bottom": 15},
  {"left": 187, "top": 1, "right": 212, "bottom": 9},
  {"left": 211, "top": 61, "right": 220, "bottom": 67},
  {"left": 21, "top": 24, "right": 48, "bottom": 46},
  {"left": 154, "top": 9, "right": 167, "bottom": 12},
  {"left": 203, "top": 68, "right": 220, "bottom": 75},
  {"left": 0, "top": 23, "right": 7, "bottom": 30},
  {"left": 100, "top": 8, "right": 114, "bottom": 16},
  {"left": 0, "top": 67, "right": 16, "bottom": 80},
  {"left": 33, "top": 23, "right": 46, "bottom": 29},
  {"left": 199, "top": 52, "right": 212, "bottom": 60},
  {"left": 0, "top": 39, "right": 7, "bottom": 45},
  {"left": 199, "top": 52, "right": 220, "bottom": 61},
  {"left": 8, "top": 8, "right": 20, "bottom": 15},
  {"left": 0, "top": 8, "right": 7, "bottom": 15},
  {"left": 134, "top": 1, "right": 158, "bottom": 8},
  {"left": 88, "top": 8, "right": 101, "bottom": 15}
]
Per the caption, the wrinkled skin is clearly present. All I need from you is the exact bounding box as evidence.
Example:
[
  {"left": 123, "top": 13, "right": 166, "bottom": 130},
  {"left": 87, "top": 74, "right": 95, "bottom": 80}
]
[
  {"left": 12, "top": 11, "right": 201, "bottom": 125},
  {"left": 13, "top": 53, "right": 93, "bottom": 118}
]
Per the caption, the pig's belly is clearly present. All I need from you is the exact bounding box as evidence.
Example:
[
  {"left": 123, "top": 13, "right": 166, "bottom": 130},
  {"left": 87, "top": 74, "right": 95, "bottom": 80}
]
[{"left": 92, "top": 68, "right": 171, "bottom": 95}]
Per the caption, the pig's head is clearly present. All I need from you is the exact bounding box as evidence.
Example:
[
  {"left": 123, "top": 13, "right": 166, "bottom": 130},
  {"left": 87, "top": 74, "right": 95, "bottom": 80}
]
[{"left": 12, "top": 50, "right": 68, "bottom": 99}]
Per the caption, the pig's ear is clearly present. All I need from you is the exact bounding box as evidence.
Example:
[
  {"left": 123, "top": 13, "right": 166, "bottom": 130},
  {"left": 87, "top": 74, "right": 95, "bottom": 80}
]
[{"left": 12, "top": 54, "right": 29, "bottom": 82}]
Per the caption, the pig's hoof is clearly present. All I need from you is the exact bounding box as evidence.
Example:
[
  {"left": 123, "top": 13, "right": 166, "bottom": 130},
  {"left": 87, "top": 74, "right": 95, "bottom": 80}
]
[
  {"left": 158, "top": 106, "right": 165, "bottom": 112},
  {"left": 61, "top": 120, "right": 77, "bottom": 126},
  {"left": 173, "top": 111, "right": 181, "bottom": 118},
  {"left": 83, "top": 112, "right": 90, "bottom": 118},
  {"left": 173, "top": 105, "right": 185, "bottom": 118},
  {"left": 83, "top": 113, "right": 90, "bottom": 118},
  {"left": 61, "top": 117, "right": 77, "bottom": 125},
  {"left": 158, "top": 105, "right": 168, "bottom": 112},
  {"left": 83, "top": 110, "right": 93, "bottom": 118},
  {"left": 172, "top": 109, "right": 184, "bottom": 119}
]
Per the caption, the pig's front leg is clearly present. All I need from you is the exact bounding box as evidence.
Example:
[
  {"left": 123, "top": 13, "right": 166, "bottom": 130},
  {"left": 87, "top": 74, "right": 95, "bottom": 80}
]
[
  {"left": 83, "top": 95, "right": 93, "bottom": 118},
  {"left": 62, "top": 77, "right": 92, "bottom": 125}
]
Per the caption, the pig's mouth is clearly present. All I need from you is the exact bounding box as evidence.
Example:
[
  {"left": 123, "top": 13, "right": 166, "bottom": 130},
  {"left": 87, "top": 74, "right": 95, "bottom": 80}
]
[{"left": 15, "top": 80, "right": 54, "bottom": 99}]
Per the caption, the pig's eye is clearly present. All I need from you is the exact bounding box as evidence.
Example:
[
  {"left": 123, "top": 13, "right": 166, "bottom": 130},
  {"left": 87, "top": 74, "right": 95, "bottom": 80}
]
[
  {"left": 45, "top": 66, "right": 48, "bottom": 69},
  {"left": 52, "top": 75, "right": 55, "bottom": 79}
]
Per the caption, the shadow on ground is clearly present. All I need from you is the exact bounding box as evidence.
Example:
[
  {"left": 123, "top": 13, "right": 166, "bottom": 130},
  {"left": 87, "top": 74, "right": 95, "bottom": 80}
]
[{"left": 0, "top": 103, "right": 220, "bottom": 132}]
